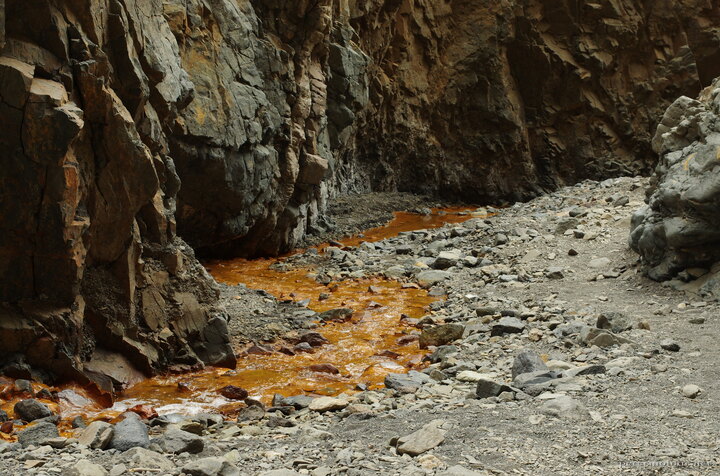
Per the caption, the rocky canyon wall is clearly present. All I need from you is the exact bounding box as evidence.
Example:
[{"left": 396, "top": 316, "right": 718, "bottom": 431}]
[{"left": 1, "top": 0, "right": 720, "bottom": 382}]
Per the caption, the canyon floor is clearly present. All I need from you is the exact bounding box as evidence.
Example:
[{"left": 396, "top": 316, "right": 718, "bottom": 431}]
[{"left": 2, "top": 176, "right": 719, "bottom": 476}]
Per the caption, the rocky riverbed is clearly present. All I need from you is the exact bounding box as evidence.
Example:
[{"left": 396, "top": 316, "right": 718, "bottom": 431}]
[{"left": 2, "top": 176, "right": 719, "bottom": 476}]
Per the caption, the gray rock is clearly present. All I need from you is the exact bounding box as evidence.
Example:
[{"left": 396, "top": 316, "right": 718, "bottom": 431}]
[
  {"left": 419, "top": 324, "right": 465, "bottom": 348},
  {"left": 513, "top": 370, "right": 560, "bottom": 389},
  {"left": 13, "top": 399, "right": 52, "bottom": 422},
  {"left": 682, "top": 384, "right": 702, "bottom": 399},
  {"left": 432, "top": 250, "right": 461, "bottom": 269},
  {"left": 511, "top": 349, "right": 549, "bottom": 379},
  {"left": 18, "top": 421, "right": 59, "bottom": 447},
  {"left": 119, "top": 448, "right": 174, "bottom": 471},
  {"left": 237, "top": 405, "right": 265, "bottom": 422},
  {"left": 109, "top": 413, "right": 150, "bottom": 451},
  {"left": 156, "top": 427, "right": 204, "bottom": 454},
  {"left": 416, "top": 270, "right": 452, "bottom": 288},
  {"left": 385, "top": 371, "right": 431, "bottom": 393},
  {"left": 490, "top": 316, "right": 526, "bottom": 336},
  {"left": 66, "top": 460, "right": 109, "bottom": 476},
  {"left": 661, "top": 339, "right": 681, "bottom": 352},
  {"left": 579, "top": 327, "right": 631, "bottom": 347},
  {"left": 258, "top": 471, "right": 303, "bottom": 476},
  {"left": 438, "top": 466, "right": 486, "bottom": 476},
  {"left": 78, "top": 421, "right": 114, "bottom": 449},
  {"left": 183, "top": 457, "right": 241, "bottom": 476},
  {"left": 540, "top": 396, "right": 589, "bottom": 419},
  {"left": 546, "top": 267, "right": 565, "bottom": 279},
  {"left": 563, "top": 365, "right": 606, "bottom": 378},
  {"left": 395, "top": 420, "right": 447, "bottom": 456},
  {"left": 476, "top": 379, "right": 513, "bottom": 398},
  {"left": 596, "top": 312, "right": 634, "bottom": 333}
]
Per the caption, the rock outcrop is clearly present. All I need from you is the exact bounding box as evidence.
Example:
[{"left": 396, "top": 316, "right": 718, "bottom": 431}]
[
  {"left": 0, "top": 0, "right": 235, "bottom": 387},
  {"left": 630, "top": 77, "right": 720, "bottom": 284},
  {"left": 2, "top": 0, "right": 720, "bottom": 380}
]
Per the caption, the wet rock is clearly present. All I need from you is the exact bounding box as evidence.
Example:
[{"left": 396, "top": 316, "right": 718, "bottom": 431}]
[
  {"left": 108, "top": 413, "right": 150, "bottom": 451},
  {"left": 66, "top": 460, "right": 108, "bottom": 476},
  {"left": 219, "top": 385, "right": 249, "bottom": 400},
  {"left": 183, "top": 457, "right": 240, "bottom": 476},
  {"left": 511, "top": 349, "right": 549, "bottom": 379},
  {"left": 419, "top": 324, "right": 465, "bottom": 349},
  {"left": 317, "top": 308, "right": 354, "bottom": 322},
  {"left": 13, "top": 399, "right": 52, "bottom": 422},
  {"left": 490, "top": 317, "right": 526, "bottom": 336},
  {"left": 77, "top": 421, "right": 114, "bottom": 450},
  {"left": 18, "top": 421, "right": 59, "bottom": 447},
  {"left": 299, "top": 332, "right": 329, "bottom": 347},
  {"left": 395, "top": 420, "right": 447, "bottom": 456},
  {"left": 0, "top": 410, "right": 7, "bottom": 422},
  {"left": 308, "top": 364, "right": 341, "bottom": 374},
  {"left": 156, "top": 427, "right": 204, "bottom": 454}
]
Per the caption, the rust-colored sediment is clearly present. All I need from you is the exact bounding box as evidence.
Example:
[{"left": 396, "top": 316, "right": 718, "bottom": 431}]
[{"left": 0, "top": 208, "right": 476, "bottom": 434}]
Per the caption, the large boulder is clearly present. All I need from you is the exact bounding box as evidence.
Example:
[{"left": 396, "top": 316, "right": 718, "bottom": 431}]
[{"left": 630, "top": 78, "right": 720, "bottom": 289}]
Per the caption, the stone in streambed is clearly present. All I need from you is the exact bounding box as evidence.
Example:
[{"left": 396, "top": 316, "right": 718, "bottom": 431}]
[
  {"left": 77, "top": 421, "right": 114, "bottom": 449},
  {"left": 18, "top": 421, "right": 59, "bottom": 447},
  {"left": 219, "top": 385, "right": 248, "bottom": 400},
  {"left": 14, "top": 399, "right": 52, "bottom": 422},
  {"left": 416, "top": 270, "right": 451, "bottom": 288},
  {"left": 108, "top": 413, "right": 149, "bottom": 451},
  {"left": 419, "top": 324, "right": 465, "bottom": 348}
]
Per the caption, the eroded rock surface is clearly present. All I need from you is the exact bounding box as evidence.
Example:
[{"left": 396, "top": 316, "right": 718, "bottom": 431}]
[{"left": 630, "top": 78, "right": 720, "bottom": 285}]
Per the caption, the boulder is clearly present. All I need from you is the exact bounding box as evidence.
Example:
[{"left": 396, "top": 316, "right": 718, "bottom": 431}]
[
  {"left": 13, "top": 399, "right": 52, "bottom": 422},
  {"left": 108, "top": 413, "right": 149, "bottom": 451}
]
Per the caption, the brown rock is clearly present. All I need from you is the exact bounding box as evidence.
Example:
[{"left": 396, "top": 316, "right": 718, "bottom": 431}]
[{"left": 219, "top": 385, "right": 249, "bottom": 401}]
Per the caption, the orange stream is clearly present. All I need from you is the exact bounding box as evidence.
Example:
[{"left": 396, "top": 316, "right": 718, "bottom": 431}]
[{"left": 0, "top": 207, "right": 476, "bottom": 436}]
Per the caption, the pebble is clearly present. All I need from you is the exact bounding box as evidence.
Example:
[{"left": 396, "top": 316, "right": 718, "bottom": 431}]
[{"left": 681, "top": 384, "right": 702, "bottom": 399}]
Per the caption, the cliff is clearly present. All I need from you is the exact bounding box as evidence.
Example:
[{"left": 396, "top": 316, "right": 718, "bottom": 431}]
[{"left": 1, "top": 0, "right": 719, "bottom": 383}]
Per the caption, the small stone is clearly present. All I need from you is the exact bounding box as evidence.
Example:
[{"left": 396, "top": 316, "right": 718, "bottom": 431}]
[
  {"left": 682, "top": 384, "right": 702, "bottom": 399},
  {"left": 540, "top": 396, "right": 588, "bottom": 420},
  {"left": 219, "top": 385, "right": 249, "bottom": 400},
  {"left": 546, "top": 267, "right": 564, "bottom": 279},
  {"left": 395, "top": 420, "right": 447, "bottom": 456},
  {"left": 588, "top": 257, "right": 611, "bottom": 269},
  {"left": 108, "top": 413, "right": 149, "bottom": 451},
  {"left": 511, "top": 349, "right": 549, "bottom": 379},
  {"left": 419, "top": 324, "right": 465, "bottom": 348},
  {"left": 18, "top": 421, "right": 59, "bottom": 447},
  {"left": 660, "top": 339, "right": 680, "bottom": 351},
  {"left": 385, "top": 371, "right": 430, "bottom": 393},
  {"left": 13, "top": 399, "right": 53, "bottom": 422},
  {"left": 119, "top": 448, "right": 174, "bottom": 471},
  {"left": 308, "top": 396, "right": 349, "bottom": 412},
  {"left": 66, "top": 460, "right": 109, "bottom": 476},
  {"left": 183, "top": 457, "right": 241, "bottom": 476},
  {"left": 156, "top": 427, "right": 204, "bottom": 454},
  {"left": 475, "top": 379, "right": 512, "bottom": 398},
  {"left": 237, "top": 405, "right": 265, "bottom": 422},
  {"left": 77, "top": 421, "right": 114, "bottom": 449},
  {"left": 490, "top": 317, "right": 526, "bottom": 336}
]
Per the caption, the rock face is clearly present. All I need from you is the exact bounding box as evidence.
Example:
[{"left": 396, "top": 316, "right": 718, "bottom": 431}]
[
  {"left": 1, "top": 0, "right": 720, "bottom": 379},
  {"left": 0, "top": 0, "right": 236, "bottom": 385},
  {"left": 631, "top": 77, "right": 720, "bottom": 282}
]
